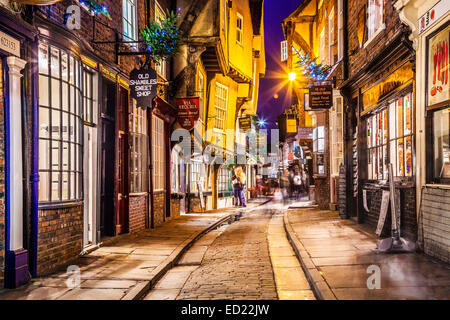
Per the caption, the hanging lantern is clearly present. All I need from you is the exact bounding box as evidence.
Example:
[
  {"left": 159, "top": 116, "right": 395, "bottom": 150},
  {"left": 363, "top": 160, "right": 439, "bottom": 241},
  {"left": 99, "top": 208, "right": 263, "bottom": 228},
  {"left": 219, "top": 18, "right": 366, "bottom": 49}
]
[{"left": 10, "top": 0, "right": 63, "bottom": 4}]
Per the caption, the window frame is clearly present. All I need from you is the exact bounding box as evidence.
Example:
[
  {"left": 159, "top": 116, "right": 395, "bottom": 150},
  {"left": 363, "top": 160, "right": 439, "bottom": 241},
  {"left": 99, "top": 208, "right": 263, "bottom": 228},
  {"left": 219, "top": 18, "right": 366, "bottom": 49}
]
[
  {"left": 328, "top": 7, "right": 335, "bottom": 65},
  {"left": 365, "top": 0, "right": 385, "bottom": 47},
  {"left": 152, "top": 115, "right": 165, "bottom": 191},
  {"left": 214, "top": 82, "right": 228, "bottom": 131},
  {"left": 218, "top": 166, "right": 231, "bottom": 194},
  {"left": 38, "top": 42, "right": 84, "bottom": 204},
  {"left": 281, "top": 40, "right": 288, "bottom": 62},
  {"left": 236, "top": 12, "right": 243, "bottom": 46},
  {"left": 122, "top": 0, "right": 138, "bottom": 48},
  {"left": 129, "top": 100, "right": 148, "bottom": 193},
  {"left": 154, "top": 0, "right": 167, "bottom": 79}
]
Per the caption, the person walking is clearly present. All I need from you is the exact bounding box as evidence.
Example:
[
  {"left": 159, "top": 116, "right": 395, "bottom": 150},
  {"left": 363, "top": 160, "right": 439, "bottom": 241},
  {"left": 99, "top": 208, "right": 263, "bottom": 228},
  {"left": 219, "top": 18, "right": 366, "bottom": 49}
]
[
  {"left": 235, "top": 166, "right": 247, "bottom": 207},
  {"left": 293, "top": 169, "right": 303, "bottom": 200},
  {"left": 231, "top": 169, "right": 242, "bottom": 207}
]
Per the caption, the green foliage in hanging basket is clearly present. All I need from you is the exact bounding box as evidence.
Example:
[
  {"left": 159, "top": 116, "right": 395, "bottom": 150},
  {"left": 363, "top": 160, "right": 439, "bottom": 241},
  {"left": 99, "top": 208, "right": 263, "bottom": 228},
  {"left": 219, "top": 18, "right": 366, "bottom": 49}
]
[
  {"left": 80, "top": 0, "right": 112, "bottom": 20},
  {"left": 141, "top": 11, "right": 181, "bottom": 63}
]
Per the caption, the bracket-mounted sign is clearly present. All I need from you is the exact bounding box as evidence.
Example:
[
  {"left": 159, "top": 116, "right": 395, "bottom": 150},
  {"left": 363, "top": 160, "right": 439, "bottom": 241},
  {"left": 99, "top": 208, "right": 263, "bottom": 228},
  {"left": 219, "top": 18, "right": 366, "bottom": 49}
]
[{"left": 129, "top": 67, "right": 158, "bottom": 108}]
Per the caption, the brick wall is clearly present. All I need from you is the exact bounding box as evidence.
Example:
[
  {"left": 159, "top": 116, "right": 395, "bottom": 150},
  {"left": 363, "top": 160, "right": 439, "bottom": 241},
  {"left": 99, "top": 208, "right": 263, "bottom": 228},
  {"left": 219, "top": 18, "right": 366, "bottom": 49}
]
[
  {"left": 347, "top": 0, "right": 404, "bottom": 78},
  {"left": 0, "top": 58, "right": 4, "bottom": 284},
  {"left": 129, "top": 195, "right": 147, "bottom": 233},
  {"left": 37, "top": 205, "right": 83, "bottom": 276},
  {"left": 362, "top": 184, "right": 417, "bottom": 241},
  {"left": 420, "top": 187, "right": 450, "bottom": 263},
  {"left": 153, "top": 192, "right": 165, "bottom": 227}
]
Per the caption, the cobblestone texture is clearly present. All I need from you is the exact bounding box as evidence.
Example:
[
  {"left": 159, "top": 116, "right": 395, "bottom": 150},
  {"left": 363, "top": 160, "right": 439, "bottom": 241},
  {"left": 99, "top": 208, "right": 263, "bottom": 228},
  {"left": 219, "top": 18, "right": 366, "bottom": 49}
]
[{"left": 177, "top": 210, "right": 277, "bottom": 300}]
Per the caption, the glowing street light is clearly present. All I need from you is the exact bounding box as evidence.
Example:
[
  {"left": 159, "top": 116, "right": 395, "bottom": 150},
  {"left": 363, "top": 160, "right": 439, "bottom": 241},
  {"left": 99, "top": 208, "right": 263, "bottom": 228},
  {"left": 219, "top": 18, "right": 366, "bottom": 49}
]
[
  {"left": 288, "top": 72, "right": 296, "bottom": 81},
  {"left": 257, "top": 118, "right": 266, "bottom": 128}
]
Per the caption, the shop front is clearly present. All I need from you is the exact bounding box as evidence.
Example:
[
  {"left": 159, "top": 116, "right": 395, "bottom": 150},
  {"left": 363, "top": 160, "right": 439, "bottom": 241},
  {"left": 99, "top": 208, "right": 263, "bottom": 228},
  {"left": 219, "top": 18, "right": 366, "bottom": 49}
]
[
  {"left": 342, "top": 37, "right": 417, "bottom": 240},
  {"left": 0, "top": 5, "right": 35, "bottom": 288},
  {"left": 395, "top": 0, "right": 450, "bottom": 263}
]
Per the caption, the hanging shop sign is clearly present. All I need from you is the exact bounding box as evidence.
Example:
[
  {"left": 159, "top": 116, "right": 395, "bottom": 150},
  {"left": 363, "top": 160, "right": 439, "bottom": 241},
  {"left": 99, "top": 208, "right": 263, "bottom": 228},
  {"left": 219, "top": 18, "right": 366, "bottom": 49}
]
[
  {"left": 286, "top": 118, "right": 298, "bottom": 133},
  {"left": 361, "top": 61, "right": 414, "bottom": 115},
  {"left": 130, "top": 67, "right": 158, "bottom": 108},
  {"left": 309, "top": 85, "right": 333, "bottom": 109},
  {"left": 418, "top": 0, "right": 449, "bottom": 35},
  {"left": 239, "top": 116, "right": 252, "bottom": 132},
  {"left": 427, "top": 24, "right": 449, "bottom": 108},
  {"left": 0, "top": 31, "right": 20, "bottom": 57},
  {"left": 298, "top": 127, "right": 313, "bottom": 140},
  {"left": 176, "top": 97, "right": 200, "bottom": 131}
]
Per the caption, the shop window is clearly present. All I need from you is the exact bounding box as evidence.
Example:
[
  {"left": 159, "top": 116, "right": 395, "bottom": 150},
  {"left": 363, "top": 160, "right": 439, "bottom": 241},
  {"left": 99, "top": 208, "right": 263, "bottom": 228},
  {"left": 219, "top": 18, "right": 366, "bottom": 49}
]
[
  {"left": 218, "top": 166, "right": 231, "bottom": 193},
  {"left": 313, "top": 126, "right": 325, "bottom": 153},
  {"left": 367, "top": 92, "right": 414, "bottom": 180},
  {"left": 366, "top": 0, "right": 384, "bottom": 42},
  {"left": 38, "top": 43, "right": 83, "bottom": 203},
  {"left": 389, "top": 93, "right": 413, "bottom": 177},
  {"left": 214, "top": 82, "right": 228, "bottom": 131},
  {"left": 152, "top": 115, "right": 165, "bottom": 191},
  {"left": 331, "top": 97, "right": 343, "bottom": 176},
  {"left": 367, "top": 109, "right": 388, "bottom": 180},
  {"left": 432, "top": 107, "right": 450, "bottom": 182},
  {"left": 83, "top": 68, "right": 97, "bottom": 124},
  {"left": 171, "top": 147, "right": 180, "bottom": 193},
  {"left": 122, "top": 0, "right": 138, "bottom": 44},
  {"left": 129, "top": 101, "right": 148, "bottom": 193},
  {"left": 155, "top": 1, "right": 167, "bottom": 78},
  {"left": 236, "top": 13, "right": 243, "bottom": 45},
  {"left": 190, "top": 162, "right": 202, "bottom": 193}
]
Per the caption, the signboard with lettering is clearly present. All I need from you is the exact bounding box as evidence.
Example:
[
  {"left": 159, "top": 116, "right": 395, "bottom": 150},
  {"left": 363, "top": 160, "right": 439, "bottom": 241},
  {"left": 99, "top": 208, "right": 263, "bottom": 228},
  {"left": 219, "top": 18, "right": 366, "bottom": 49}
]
[
  {"left": 176, "top": 97, "right": 200, "bottom": 131},
  {"left": 0, "top": 31, "right": 20, "bottom": 57},
  {"left": 418, "top": 0, "right": 449, "bottom": 35},
  {"left": 309, "top": 85, "right": 333, "bottom": 109},
  {"left": 239, "top": 116, "right": 252, "bottom": 132},
  {"left": 427, "top": 24, "right": 449, "bottom": 108},
  {"left": 129, "top": 67, "right": 158, "bottom": 108},
  {"left": 286, "top": 118, "right": 297, "bottom": 133},
  {"left": 298, "top": 127, "right": 313, "bottom": 140}
]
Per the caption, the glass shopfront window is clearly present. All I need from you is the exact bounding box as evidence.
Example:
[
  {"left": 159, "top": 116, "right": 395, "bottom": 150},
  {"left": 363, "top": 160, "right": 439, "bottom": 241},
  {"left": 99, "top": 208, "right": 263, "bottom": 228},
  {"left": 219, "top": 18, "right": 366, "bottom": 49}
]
[
  {"left": 38, "top": 42, "right": 83, "bottom": 203},
  {"left": 366, "top": 92, "right": 414, "bottom": 180},
  {"left": 129, "top": 100, "right": 148, "bottom": 193},
  {"left": 433, "top": 107, "right": 450, "bottom": 182}
]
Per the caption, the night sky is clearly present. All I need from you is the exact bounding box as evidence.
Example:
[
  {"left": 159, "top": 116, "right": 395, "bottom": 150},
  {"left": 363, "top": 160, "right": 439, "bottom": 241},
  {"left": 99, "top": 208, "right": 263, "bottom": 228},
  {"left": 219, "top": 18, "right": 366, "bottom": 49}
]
[{"left": 257, "top": 0, "right": 302, "bottom": 130}]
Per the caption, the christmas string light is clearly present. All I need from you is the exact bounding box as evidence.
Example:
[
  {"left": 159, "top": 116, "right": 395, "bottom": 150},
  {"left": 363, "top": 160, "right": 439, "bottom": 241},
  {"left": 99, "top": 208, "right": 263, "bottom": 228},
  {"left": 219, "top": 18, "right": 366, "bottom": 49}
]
[
  {"left": 80, "top": 0, "right": 111, "bottom": 20},
  {"left": 291, "top": 45, "right": 330, "bottom": 82}
]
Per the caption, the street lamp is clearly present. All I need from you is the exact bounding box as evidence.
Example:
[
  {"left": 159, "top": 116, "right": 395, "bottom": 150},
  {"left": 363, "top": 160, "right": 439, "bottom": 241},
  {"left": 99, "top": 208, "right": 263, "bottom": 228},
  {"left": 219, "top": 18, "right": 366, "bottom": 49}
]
[
  {"left": 257, "top": 118, "right": 266, "bottom": 128},
  {"left": 288, "top": 72, "right": 296, "bottom": 81}
]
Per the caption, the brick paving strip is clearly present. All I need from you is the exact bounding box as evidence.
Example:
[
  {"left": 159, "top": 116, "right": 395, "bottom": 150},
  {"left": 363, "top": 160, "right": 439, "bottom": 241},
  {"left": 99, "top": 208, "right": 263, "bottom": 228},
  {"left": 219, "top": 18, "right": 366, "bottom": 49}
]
[
  {"left": 0, "top": 199, "right": 270, "bottom": 300},
  {"left": 267, "top": 213, "right": 315, "bottom": 300},
  {"left": 284, "top": 209, "right": 450, "bottom": 300}
]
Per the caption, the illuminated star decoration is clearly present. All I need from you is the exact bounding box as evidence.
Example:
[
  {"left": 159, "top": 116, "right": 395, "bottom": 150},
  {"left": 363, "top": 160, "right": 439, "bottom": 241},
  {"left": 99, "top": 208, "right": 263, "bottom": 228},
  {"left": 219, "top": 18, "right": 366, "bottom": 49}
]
[
  {"left": 80, "top": 0, "right": 111, "bottom": 20},
  {"left": 291, "top": 45, "right": 330, "bottom": 81}
]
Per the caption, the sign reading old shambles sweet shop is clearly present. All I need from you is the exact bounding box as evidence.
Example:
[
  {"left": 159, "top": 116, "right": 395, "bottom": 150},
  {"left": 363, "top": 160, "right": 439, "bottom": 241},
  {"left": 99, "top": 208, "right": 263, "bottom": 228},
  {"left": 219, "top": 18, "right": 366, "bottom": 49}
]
[
  {"left": 129, "top": 67, "right": 158, "bottom": 108},
  {"left": 176, "top": 97, "right": 200, "bottom": 131},
  {"left": 309, "top": 85, "right": 333, "bottom": 109}
]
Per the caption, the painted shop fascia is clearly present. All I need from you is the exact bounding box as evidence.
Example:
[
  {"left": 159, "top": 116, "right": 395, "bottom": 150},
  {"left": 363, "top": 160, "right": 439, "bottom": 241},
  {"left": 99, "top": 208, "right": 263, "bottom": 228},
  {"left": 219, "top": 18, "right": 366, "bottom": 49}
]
[
  {"left": 339, "top": 0, "right": 417, "bottom": 241},
  {"left": 395, "top": 0, "right": 450, "bottom": 263},
  {"left": 0, "top": 3, "right": 37, "bottom": 288}
]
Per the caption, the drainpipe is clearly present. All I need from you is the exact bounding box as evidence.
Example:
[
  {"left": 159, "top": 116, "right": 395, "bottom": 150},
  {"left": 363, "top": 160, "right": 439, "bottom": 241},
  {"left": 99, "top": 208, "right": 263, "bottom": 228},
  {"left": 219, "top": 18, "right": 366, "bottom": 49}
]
[{"left": 30, "top": 40, "right": 39, "bottom": 278}]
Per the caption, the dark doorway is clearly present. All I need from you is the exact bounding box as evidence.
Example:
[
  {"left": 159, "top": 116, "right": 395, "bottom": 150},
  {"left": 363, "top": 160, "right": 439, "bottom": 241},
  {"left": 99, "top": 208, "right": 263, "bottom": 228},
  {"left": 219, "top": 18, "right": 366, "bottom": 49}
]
[
  {"left": 116, "top": 86, "right": 129, "bottom": 234},
  {"left": 100, "top": 78, "right": 117, "bottom": 237}
]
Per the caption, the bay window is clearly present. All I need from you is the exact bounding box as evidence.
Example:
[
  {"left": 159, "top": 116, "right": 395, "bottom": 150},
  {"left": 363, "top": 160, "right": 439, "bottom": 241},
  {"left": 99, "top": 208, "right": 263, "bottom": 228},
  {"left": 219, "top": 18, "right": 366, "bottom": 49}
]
[
  {"left": 152, "top": 115, "right": 165, "bottom": 191},
  {"left": 129, "top": 101, "right": 148, "bottom": 193},
  {"left": 366, "top": 92, "right": 414, "bottom": 180},
  {"left": 38, "top": 43, "right": 83, "bottom": 203}
]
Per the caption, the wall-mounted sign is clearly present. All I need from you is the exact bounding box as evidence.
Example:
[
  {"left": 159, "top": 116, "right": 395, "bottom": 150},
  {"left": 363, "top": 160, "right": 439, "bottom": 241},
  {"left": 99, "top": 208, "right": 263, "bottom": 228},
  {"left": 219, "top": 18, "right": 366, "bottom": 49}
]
[
  {"left": 239, "top": 116, "right": 252, "bottom": 132},
  {"left": 362, "top": 61, "right": 414, "bottom": 114},
  {"left": 427, "top": 24, "right": 449, "bottom": 108},
  {"left": 298, "top": 127, "right": 313, "bottom": 140},
  {"left": 0, "top": 31, "right": 20, "bottom": 57},
  {"left": 286, "top": 118, "right": 297, "bottom": 133},
  {"left": 176, "top": 97, "right": 200, "bottom": 131},
  {"left": 130, "top": 67, "right": 158, "bottom": 108},
  {"left": 418, "top": 0, "right": 449, "bottom": 35},
  {"left": 309, "top": 85, "right": 332, "bottom": 109}
]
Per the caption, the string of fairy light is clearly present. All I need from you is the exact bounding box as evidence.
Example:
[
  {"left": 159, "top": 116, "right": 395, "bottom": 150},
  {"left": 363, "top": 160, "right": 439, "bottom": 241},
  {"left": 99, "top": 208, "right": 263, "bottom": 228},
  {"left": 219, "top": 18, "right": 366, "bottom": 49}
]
[
  {"left": 80, "top": 0, "right": 111, "bottom": 20},
  {"left": 291, "top": 45, "right": 330, "bottom": 81}
]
